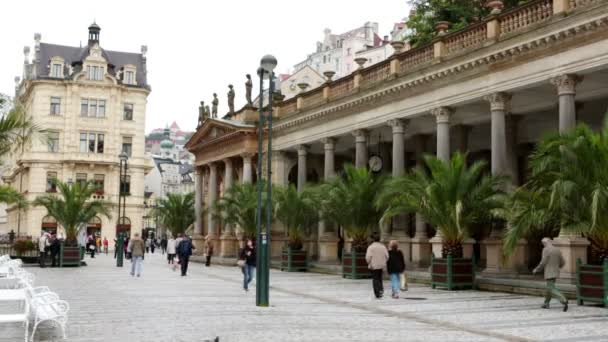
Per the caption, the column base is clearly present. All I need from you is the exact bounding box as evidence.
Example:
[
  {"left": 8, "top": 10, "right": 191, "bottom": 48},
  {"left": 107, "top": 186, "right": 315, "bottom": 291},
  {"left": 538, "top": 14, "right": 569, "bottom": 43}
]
[
  {"left": 553, "top": 236, "right": 590, "bottom": 281},
  {"left": 462, "top": 238, "right": 475, "bottom": 259},
  {"left": 411, "top": 236, "right": 431, "bottom": 268},
  {"left": 318, "top": 235, "right": 339, "bottom": 263},
  {"left": 219, "top": 234, "right": 238, "bottom": 259},
  {"left": 192, "top": 235, "right": 205, "bottom": 256},
  {"left": 480, "top": 237, "right": 527, "bottom": 276}
]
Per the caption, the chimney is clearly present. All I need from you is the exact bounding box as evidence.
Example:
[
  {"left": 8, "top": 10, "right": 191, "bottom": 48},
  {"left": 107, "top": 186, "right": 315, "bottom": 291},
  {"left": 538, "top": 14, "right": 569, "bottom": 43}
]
[{"left": 23, "top": 46, "right": 30, "bottom": 64}]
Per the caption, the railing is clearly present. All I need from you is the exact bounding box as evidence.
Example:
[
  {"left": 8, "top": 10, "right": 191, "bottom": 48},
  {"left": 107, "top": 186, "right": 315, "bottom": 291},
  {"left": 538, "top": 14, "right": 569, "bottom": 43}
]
[
  {"left": 398, "top": 44, "right": 434, "bottom": 73},
  {"left": 303, "top": 88, "right": 325, "bottom": 109},
  {"left": 446, "top": 22, "right": 488, "bottom": 53},
  {"left": 280, "top": 98, "right": 297, "bottom": 115},
  {"left": 500, "top": 0, "right": 553, "bottom": 35},
  {"left": 361, "top": 61, "right": 391, "bottom": 87},
  {"left": 329, "top": 77, "right": 355, "bottom": 100},
  {"left": 570, "top": 0, "right": 600, "bottom": 9}
]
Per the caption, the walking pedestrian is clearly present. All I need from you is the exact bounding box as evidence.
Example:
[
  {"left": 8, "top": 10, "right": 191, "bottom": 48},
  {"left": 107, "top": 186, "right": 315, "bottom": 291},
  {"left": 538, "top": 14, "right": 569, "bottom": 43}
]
[
  {"left": 145, "top": 238, "right": 151, "bottom": 253},
  {"left": 96, "top": 236, "right": 101, "bottom": 253},
  {"left": 175, "top": 233, "right": 184, "bottom": 263},
  {"left": 38, "top": 232, "right": 50, "bottom": 268},
  {"left": 50, "top": 234, "right": 61, "bottom": 267},
  {"left": 176, "top": 235, "right": 194, "bottom": 276},
  {"left": 167, "top": 235, "right": 176, "bottom": 266},
  {"left": 150, "top": 238, "right": 156, "bottom": 254},
  {"left": 366, "top": 232, "right": 388, "bottom": 299},
  {"left": 160, "top": 236, "right": 167, "bottom": 255},
  {"left": 103, "top": 237, "right": 109, "bottom": 254},
  {"left": 387, "top": 240, "right": 406, "bottom": 299},
  {"left": 204, "top": 236, "right": 214, "bottom": 267},
  {"left": 127, "top": 233, "right": 145, "bottom": 277},
  {"left": 239, "top": 239, "right": 256, "bottom": 292},
  {"left": 87, "top": 234, "right": 96, "bottom": 258},
  {"left": 533, "top": 237, "right": 569, "bottom": 311}
]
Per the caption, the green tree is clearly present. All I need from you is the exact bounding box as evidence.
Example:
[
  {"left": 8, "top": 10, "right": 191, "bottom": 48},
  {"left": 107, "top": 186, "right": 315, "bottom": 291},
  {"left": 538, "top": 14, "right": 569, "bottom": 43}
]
[
  {"left": 152, "top": 193, "right": 196, "bottom": 237},
  {"left": 33, "top": 180, "right": 112, "bottom": 244},
  {"left": 502, "top": 120, "right": 608, "bottom": 263},
  {"left": 405, "top": 0, "right": 526, "bottom": 47},
  {"left": 274, "top": 184, "right": 319, "bottom": 250},
  {"left": 378, "top": 153, "right": 506, "bottom": 257},
  {"left": 214, "top": 182, "right": 271, "bottom": 242},
  {"left": 317, "top": 165, "right": 386, "bottom": 252}
]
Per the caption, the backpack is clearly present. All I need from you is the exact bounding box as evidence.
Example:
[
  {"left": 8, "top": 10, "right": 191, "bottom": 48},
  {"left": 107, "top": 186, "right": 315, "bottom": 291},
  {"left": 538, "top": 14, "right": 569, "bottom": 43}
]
[{"left": 178, "top": 239, "right": 192, "bottom": 256}]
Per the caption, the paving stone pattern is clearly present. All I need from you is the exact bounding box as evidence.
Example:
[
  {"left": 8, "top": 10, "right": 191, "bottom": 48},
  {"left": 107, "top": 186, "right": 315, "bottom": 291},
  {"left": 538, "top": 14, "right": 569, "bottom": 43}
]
[{"left": 3, "top": 252, "right": 608, "bottom": 342}]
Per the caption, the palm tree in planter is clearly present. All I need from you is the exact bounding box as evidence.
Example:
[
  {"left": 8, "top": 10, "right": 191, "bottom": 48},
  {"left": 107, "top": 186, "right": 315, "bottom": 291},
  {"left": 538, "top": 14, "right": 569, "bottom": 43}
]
[
  {"left": 33, "top": 180, "right": 112, "bottom": 267},
  {"left": 502, "top": 121, "right": 608, "bottom": 306},
  {"left": 151, "top": 192, "right": 195, "bottom": 237},
  {"left": 317, "top": 165, "right": 386, "bottom": 279},
  {"left": 274, "top": 184, "right": 318, "bottom": 272},
  {"left": 214, "top": 182, "right": 271, "bottom": 245},
  {"left": 378, "top": 153, "right": 506, "bottom": 290}
]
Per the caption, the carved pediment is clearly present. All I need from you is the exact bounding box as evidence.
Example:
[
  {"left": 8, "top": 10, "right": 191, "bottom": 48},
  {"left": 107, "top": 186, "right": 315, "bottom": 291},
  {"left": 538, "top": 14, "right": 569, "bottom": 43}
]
[{"left": 185, "top": 118, "right": 255, "bottom": 151}]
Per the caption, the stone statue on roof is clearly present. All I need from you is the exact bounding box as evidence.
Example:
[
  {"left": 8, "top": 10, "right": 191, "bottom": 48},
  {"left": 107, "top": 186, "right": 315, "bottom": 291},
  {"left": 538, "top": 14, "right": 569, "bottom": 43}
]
[
  {"left": 212, "top": 93, "right": 219, "bottom": 118},
  {"left": 198, "top": 101, "right": 207, "bottom": 128},
  {"left": 206, "top": 104, "right": 212, "bottom": 119},
  {"left": 227, "top": 84, "right": 235, "bottom": 114},
  {"left": 245, "top": 74, "right": 253, "bottom": 107}
]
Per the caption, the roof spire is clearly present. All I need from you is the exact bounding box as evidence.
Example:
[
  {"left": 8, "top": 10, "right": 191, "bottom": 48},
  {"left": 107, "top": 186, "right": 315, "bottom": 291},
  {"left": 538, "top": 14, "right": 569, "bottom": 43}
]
[{"left": 88, "top": 21, "right": 101, "bottom": 47}]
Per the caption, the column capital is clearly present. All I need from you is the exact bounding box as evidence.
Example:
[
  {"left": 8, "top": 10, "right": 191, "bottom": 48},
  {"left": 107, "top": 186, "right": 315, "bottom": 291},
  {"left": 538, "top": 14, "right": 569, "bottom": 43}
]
[
  {"left": 223, "top": 158, "right": 233, "bottom": 167},
  {"left": 551, "top": 74, "right": 583, "bottom": 95},
  {"left": 208, "top": 162, "right": 218, "bottom": 170},
  {"left": 352, "top": 129, "right": 369, "bottom": 143},
  {"left": 387, "top": 119, "right": 409, "bottom": 133},
  {"left": 321, "top": 137, "right": 336, "bottom": 146},
  {"left": 240, "top": 152, "right": 254, "bottom": 161},
  {"left": 430, "top": 107, "right": 453, "bottom": 124},
  {"left": 297, "top": 144, "right": 309, "bottom": 156},
  {"left": 484, "top": 92, "right": 512, "bottom": 112}
]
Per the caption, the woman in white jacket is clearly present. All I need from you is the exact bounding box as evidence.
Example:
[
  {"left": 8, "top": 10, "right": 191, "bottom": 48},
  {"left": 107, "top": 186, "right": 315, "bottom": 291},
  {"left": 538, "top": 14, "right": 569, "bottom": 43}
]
[{"left": 166, "top": 237, "right": 177, "bottom": 265}]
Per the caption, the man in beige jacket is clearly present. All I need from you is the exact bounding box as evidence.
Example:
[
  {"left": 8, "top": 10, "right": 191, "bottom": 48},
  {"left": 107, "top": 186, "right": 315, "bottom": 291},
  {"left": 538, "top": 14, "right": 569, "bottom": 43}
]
[
  {"left": 366, "top": 232, "right": 389, "bottom": 299},
  {"left": 533, "top": 237, "right": 568, "bottom": 311}
]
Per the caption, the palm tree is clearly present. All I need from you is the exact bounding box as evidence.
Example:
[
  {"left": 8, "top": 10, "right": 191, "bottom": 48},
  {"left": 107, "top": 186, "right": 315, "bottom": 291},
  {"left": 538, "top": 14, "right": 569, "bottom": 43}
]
[
  {"left": 152, "top": 193, "right": 195, "bottom": 237},
  {"left": 378, "top": 153, "right": 506, "bottom": 258},
  {"left": 317, "top": 165, "right": 386, "bottom": 252},
  {"left": 502, "top": 120, "right": 608, "bottom": 263},
  {"left": 214, "top": 182, "right": 271, "bottom": 242},
  {"left": 274, "top": 184, "right": 318, "bottom": 250},
  {"left": 33, "top": 180, "right": 112, "bottom": 244}
]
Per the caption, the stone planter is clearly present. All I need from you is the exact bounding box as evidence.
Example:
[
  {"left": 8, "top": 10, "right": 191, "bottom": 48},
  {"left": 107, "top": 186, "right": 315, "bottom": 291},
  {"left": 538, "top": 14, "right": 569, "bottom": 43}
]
[
  {"left": 59, "top": 243, "right": 82, "bottom": 267},
  {"left": 576, "top": 258, "right": 608, "bottom": 307},
  {"left": 281, "top": 248, "right": 308, "bottom": 272},
  {"left": 342, "top": 250, "right": 371, "bottom": 279},
  {"left": 431, "top": 254, "right": 476, "bottom": 290}
]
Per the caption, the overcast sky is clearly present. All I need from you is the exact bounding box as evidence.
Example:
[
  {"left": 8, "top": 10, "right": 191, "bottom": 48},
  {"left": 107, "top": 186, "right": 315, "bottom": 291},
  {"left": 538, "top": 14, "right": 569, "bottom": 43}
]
[{"left": 0, "top": 0, "right": 408, "bottom": 134}]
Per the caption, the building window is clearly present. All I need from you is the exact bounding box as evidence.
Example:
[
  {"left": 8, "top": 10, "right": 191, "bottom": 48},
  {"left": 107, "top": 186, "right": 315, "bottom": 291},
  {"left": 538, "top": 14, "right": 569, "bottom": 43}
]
[
  {"left": 86, "top": 65, "right": 104, "bottom": 81},
  {"left": 47, "top": 131, "right": 59, "bottom": 152},
  {"left": 123, "top": 103, "right": 133, "bottom": 120},
  {"left": 93, "top": 174, "right": 104, "bottom": 194},
  {"left": 347, "top": 48, "right": 351, "bottom": 56},
  {"left": 98, "top": 100, "right": 106, "bottom": 117},
  {"left": 81, "top": 99, "right": 88, "bottom": 116},
  {"left": 51, "top": 64, "right": 62, "bottom": 78},
  {"left": 80, "top": 132, "right": 104, "bottom": 153},
  {"left": 125, "top": 71, "right": 135, "bottom": 85},
  {"left": 80, "top": 98, "right": 106, "bottom": 117},
  {"left": 46, "top": 172, "right": 57, "bottom": 192},
  {"left": 76, "top": 173, "right": 87, "bottom": 188},
  {"left": 122, "top": 136, "right": 132, "bottom": 157},
  {"left": 120, "top": 175, "right": 131, "bottom": 195},
  {"left": 50, "top": 97, "right": 61, "bottom": 115}
]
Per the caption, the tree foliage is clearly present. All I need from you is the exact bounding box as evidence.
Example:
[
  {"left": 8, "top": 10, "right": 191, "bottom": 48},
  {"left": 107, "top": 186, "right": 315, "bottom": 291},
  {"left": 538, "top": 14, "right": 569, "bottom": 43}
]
[
  {"left": 152, "top": 192, "right": 196, "bottom": 237},
  {"left": 405, "top": 0, "right": 527, "bottom": 47},
  {"left": 274, "top": 184, "right": 318, "bottom": 250},
  {"left": 214, "top": 182, "right": 271, "bottom": 241}
]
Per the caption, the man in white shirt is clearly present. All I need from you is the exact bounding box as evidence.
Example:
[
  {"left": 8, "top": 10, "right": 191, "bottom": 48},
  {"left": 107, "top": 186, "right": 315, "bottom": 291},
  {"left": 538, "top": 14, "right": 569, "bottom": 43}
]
[{"left": 38, "top": 232, "right": 50, "bottom": 268}]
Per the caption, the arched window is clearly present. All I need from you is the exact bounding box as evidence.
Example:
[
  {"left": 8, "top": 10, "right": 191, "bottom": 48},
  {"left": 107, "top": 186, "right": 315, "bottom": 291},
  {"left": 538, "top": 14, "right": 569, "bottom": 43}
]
[
  {"left": 117, "top": 217, "right": 131, "bottom": 235},
  {"left": 41, "top": 216, "right": 58, "bottom": 234},
  {"left": 87, "top": 216, "right": 102, "bottom": 236}
]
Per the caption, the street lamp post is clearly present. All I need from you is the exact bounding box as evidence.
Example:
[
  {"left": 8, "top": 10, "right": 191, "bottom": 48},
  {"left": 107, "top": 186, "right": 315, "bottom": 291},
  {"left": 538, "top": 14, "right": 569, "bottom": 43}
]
[
  {"left": 116, "top": 151, "right": 128, "bottom": 267},
  {"left": 256, "top": 54, "right": 277, "bottom": 307}
]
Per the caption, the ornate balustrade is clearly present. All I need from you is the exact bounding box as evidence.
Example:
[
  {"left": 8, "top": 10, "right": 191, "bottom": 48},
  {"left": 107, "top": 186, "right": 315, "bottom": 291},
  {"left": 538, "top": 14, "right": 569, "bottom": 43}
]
[
  {"left": 398, "top": 44, "right": 434, "bottom": 73},
  {"left": 500, "top": 0, "right": 553, "bottom": 35},
  {"left": 329, "top": 77, "right": 355, "bottom": 100},
  {"left": 280, "top": 98, "right": 297, "bottom": 115},
  {"left": 361, "top": 61, "right": 391, "bottom": 87},
  {"left": 302, "top": 88, "right": 325, "bottom": 109},
  {"left": 445, "top": 22, "right": 488, "bottom": 53}
]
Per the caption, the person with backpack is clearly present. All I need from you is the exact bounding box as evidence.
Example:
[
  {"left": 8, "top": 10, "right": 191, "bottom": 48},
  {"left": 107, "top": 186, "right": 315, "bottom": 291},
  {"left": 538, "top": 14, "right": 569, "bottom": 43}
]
[
  {"left": 387, "top": 240, "right": 406, "bottom": 299},
  {"left": 176, "top": 235, "right": 194, "bottom": 276}
]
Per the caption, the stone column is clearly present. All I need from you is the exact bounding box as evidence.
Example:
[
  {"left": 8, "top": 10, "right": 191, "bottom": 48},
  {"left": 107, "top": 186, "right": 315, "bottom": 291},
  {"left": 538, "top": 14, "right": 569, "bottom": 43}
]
[
  {"left": 551, "top": 74, "right": 582, "bottom": 134},
  {"left": 220, "top": 158, "right": 237, "bottom": 258},
  {"left": 319, "top": 138, "right": 339, "bottom": 263},
  {"left": 207, "top": 162, "right": 218, "bottom": 238},
  {"left": 551, "top": 75, "right": 589, "bottom": 280},
  {"left": 430, "top": 107, "right": 452, "bottom": 257},
  {"left": 241, "top": 153, "right": 253, "bottom": 184},
  {"left": 297, "top": 145, "right": 308, "bottom": 193},
  {"left": 411, "top": 134, "right": 431, "bottom": 267},
  {"left": 194, "top": 167, "right": 204, "bottom": 237},
  {"left": 353, "top": 129, "right": 369, "bottom": 169},
  {"left": 431, "top": 107, "right": 452, "bottom": 162}
]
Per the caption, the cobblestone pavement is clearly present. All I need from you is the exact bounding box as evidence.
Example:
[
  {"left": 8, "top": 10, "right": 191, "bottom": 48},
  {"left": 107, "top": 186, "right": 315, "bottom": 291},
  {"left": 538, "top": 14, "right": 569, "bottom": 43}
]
[{"left": 2, "top": 252, "right": 608, "bottom": 342}]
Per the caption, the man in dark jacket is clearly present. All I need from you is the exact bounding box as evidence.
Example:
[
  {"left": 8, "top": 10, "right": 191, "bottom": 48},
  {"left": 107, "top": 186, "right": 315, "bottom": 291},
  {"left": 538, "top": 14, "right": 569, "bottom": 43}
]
[
  {"left": 177, "top": 235, "right": 194, "bottom": 276},
  {"left": 49, "top": 234, "right": 61, "bottom": 267}
]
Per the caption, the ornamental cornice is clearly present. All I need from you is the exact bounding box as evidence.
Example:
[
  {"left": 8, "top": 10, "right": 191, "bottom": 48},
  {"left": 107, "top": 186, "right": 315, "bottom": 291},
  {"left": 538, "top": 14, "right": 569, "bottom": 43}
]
[
  {"left": 273, "top": 10, "right": 608, "bottom": 134},
  {"left": 430, "top": 107, "right": 453, "bottom": 124},
  {"left": 484, "top": 92, "right": 512, "bottom": 111}
]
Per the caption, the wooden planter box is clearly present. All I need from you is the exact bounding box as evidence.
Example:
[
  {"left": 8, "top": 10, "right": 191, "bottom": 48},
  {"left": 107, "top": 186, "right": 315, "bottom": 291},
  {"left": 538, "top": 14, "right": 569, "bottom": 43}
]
[
  {"left": 0, "top": 245, "right": 39, "bottom": 263},
  {"left": 576, "top": 258, "right": 608, "bottom": 307},
  {"left": 342, "top": 250, "right": 371, "bottom": 279},
  {"left": 281, "top": 248, "right": 308, "bottom": 272},
  {"left": 59, "top": 244, "right": 82, "bottom": 267},
  {"left": 431, "top": 254, "right": 476, "bottom": 290}
]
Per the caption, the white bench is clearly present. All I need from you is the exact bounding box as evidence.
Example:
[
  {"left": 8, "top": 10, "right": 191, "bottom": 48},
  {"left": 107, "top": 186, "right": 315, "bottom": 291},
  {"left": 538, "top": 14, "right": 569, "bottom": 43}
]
[
  {"left": 0, "top": 296, "right": 30, "bottom": 342},
  {"left": 30, "top": 298, "right": 69, "bottom": 342}
]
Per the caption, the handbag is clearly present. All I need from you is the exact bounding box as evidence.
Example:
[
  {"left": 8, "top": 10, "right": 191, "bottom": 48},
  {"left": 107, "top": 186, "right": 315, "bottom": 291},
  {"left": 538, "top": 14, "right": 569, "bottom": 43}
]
[
  {"left": 400, "top": 272, "right": 408, "bottom": 291},
  {"left": 236, "top": 259, "right": 246, "bottom": 268},
  {"left": 88, "top": 244, "right": 96, "bottom": 251}
]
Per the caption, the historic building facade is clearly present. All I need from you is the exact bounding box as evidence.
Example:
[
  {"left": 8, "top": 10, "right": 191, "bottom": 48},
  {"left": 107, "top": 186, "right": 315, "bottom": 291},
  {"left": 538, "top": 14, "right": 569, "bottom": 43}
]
[
  {"left": 3, "top": 23, "right": 151, "bottom": 242},
  {"left": 190, "top": 0, "right": 608, "bottom": 281}
]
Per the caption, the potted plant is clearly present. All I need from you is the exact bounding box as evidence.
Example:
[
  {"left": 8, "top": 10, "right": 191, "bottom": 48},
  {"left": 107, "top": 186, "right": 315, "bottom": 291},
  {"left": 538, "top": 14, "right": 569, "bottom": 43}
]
[
  {"left": 274, "top": 185, "right": 318, "bottom": 272},
  {"left": 33, "top": 180, "right": 112, "bottom": 267},
  {"left": 152, "top": 192, "right": 195, "bottom": 238},
  {"left": 378, "top": 153, "right": 505, "bottom": 290},
  {"left": 318, "top": 165, "right": 386, "bottom": 279},
  {"left": 502, "top": 120, "right": 608, "bottom": 305}
]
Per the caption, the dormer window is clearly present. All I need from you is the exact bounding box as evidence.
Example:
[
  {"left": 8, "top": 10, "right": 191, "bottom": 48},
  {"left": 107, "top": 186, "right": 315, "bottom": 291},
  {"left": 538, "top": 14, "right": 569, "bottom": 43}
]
[
  {"left": 50, "top": 56, "right": 64, "bottom": 78},
  {"left": 86, "top": 65, "right": 104, "bottom": 81},
  {"left": 122, "top": 65, "right": 137, "bottom": 85}
]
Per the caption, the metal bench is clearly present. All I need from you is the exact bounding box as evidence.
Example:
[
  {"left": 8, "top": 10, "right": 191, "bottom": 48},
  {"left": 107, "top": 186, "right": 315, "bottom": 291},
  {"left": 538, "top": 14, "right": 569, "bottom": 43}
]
[
  {"left": 0, "top": 296, "right": 30, "bottom": 342},
  {"left": 29, "top": 297, "right": 69, "bottom": 342}
]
